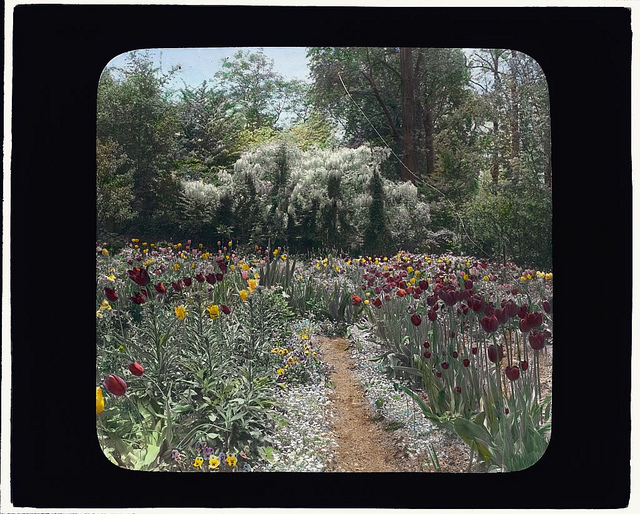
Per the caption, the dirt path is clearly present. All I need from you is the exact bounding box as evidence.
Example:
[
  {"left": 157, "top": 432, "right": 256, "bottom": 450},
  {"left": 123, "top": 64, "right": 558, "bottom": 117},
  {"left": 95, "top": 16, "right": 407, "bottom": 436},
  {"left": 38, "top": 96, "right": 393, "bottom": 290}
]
[{"left": 318, "top": 336, "right": 420, "bottom": 472}]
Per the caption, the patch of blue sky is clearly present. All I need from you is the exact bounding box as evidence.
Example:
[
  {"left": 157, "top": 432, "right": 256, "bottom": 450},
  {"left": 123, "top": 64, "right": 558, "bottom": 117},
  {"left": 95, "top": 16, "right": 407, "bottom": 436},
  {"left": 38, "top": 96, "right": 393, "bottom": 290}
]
[{"left": 104, "top": 46, "right": 311, "bottom": 91}]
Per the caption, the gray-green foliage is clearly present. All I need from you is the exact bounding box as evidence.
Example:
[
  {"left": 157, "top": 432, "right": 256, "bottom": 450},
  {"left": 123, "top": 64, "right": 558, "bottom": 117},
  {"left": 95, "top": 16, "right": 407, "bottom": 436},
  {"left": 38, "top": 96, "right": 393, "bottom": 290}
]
[
  {"left": 179, "top": 143, "right": 431, "bottom": 253},
  {"left": 463, "top": 172, "right": 552, "bottom": 269}
]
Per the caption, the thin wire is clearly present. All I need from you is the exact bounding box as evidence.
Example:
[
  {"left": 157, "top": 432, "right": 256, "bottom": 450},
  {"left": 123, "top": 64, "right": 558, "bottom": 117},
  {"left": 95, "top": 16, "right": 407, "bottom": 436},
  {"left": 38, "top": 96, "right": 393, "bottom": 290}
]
[{"left": 337, "top": 72, "right": 490, "bottom": 258}]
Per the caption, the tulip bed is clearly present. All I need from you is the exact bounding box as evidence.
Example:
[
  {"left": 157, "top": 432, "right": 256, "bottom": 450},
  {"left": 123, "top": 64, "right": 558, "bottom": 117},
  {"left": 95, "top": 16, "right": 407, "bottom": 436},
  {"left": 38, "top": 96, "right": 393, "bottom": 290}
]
[{"left": 96, "top": 239, "right": 552, "bottom": 472}]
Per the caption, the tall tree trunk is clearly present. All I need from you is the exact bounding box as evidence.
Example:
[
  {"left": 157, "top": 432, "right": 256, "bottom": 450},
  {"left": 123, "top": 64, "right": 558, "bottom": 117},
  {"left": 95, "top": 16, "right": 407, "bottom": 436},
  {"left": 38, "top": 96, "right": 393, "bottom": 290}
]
[
  {"left": 424, "top": 102, "right": 435, "bottom": 175},
  {"left": 509, "top": 50, "right": 521, "bottom": 180},
  {"left": 543, "top": 121, "right": 552, "bottom": 188},
  {"left": 491, "top": 50, "right": 501, "bottom": 184},
  {"left": 400, "top": 47, "right": 415, "bottom": 183}
]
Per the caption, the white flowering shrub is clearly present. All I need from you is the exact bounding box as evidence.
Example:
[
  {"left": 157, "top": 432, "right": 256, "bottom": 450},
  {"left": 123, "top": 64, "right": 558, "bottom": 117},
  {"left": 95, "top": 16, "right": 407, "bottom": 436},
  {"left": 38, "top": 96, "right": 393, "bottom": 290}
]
[{"left": 178, "top": 142, "right": 431, "bottom": 252}]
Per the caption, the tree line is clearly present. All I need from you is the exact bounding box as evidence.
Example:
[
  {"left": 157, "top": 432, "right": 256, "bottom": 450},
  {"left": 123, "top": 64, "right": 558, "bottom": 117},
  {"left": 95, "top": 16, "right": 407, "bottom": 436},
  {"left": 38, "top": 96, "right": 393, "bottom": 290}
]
[{"left": 97, "top": 47, "right": 551, "bottom": 269}]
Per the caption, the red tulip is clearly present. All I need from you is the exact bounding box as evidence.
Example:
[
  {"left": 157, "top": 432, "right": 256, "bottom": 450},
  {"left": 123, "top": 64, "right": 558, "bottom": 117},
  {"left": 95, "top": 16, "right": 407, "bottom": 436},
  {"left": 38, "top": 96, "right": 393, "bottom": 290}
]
[
  {"left": 441, "top": 362, "right": 449, "bottom": 370},
  {"left": 154, "top": 282, "right": 166, "bottom": 294},
  {"left": 436, "top": 371, "right": 442, "bottom": 378},
  {"left": 372, "top": 297, "right": 382, "bottom": 308},
  {"left": 423, "top": 341, "right": 430, "bottom": 348},
  {"left": 528, "top": 330, "right": 547, "bottom": 351},
  {"left": 472, "top": 346, "right": 478, "bottom": 355},
  {"left": 424, "top": 351, "right": 431, "bottom": 359},
  {"left": 452, "top": 351, "right": 458, "bottom": 359},
  {"left": 104, "top": 287, "right": 118, "bottom": 302},
  {"left": 352, "top": 295, "right": 362, "bottom": 306},
  {"left": 396, "top": 289, "right": 406, "bottom": 297},
  {"left": 505, "top": 366, "right": 520, "bottom": 381},
  {"left": 172, "top": 280, "right": 183, "bottom": 292},
  {"left": 504, "top": 300, "right": 519, "bottom": 318},
  {"left": 183, "top": 277, "right": 192, "bottom": 287},
  {"left": 195, "top": 273, "right": 205, "bottom": 283},
  {"left": 216, "top": 258, "right": 227, "bottom": 273},
  {"left": 427, "top": 294, "right": 437, "bottom": 306},
  {"left": 419, "top": 280, "right": 429, "bottom": 290},
  {"left": 205, "top": 273, "right": 216, "bottom": 285},
  {"left": 464, "top": 279, "right": 473, "bottom": 290},
  {"left": 127, "top": 267, "right": 150, "bottom": 286},
  {"left": 428, "top": 309, "right": 437, "bottom": 321},
  {"left": 411, "top": 313, "right": 422, "bottom": 326},
  {"left": 463, "top": 358, "right": 470, "bottom": 367},
  {"left": 455, "top": 386, "right": 462, "bottom": 393},
  {"left": 130, "top": 292, "right": 146, "bottom": 304},
  {"left": 215, "top": 273, "right": 224, "bottom": 282},
  {"left": 520, "top": 360, "right": 529, "bottom": 371},
  {"left": 487, "top": 344, "right": 504, "bottom": 363},
  {"left": 220, "top": 304, "right": 231, "bottom": 315},
  {"left": 542, "top": 300, "right": 551, "bottom": 314},
  {"left": 104, "top": 374, "right": 127, "bottom": 396},
  {"left": 480, "top": 315, "right": 499, "bottom": 333},
  {"left": 128, "top": 362, "right": 145, "bottom": 376}
]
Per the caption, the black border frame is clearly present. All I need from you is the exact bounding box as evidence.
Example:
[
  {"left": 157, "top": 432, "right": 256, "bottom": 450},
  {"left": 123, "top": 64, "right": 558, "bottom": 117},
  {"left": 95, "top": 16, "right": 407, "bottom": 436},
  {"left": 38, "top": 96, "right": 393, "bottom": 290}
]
[{"left": 9, "top": 5, "right": 631, "bottom": 509}]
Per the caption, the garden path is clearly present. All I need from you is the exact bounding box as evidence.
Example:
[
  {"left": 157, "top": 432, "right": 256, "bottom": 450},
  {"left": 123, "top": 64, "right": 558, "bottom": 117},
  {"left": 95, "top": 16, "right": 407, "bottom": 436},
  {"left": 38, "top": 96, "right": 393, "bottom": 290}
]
[{"left": 318, "top": 336, "right": 421, "bottom": 472}]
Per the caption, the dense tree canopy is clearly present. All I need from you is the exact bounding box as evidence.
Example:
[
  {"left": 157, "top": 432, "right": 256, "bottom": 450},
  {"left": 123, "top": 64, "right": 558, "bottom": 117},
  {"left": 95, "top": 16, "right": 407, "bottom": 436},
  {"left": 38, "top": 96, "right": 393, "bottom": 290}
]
[{"left": 96, "top": 47, "right": 552, "bottom": 268}]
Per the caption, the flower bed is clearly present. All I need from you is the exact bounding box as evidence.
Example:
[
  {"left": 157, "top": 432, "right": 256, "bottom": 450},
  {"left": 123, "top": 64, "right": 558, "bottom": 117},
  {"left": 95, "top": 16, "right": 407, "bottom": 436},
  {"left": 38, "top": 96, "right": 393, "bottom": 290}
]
[{"left": 96, "top": 240, "right": 552, "bottom": 472}]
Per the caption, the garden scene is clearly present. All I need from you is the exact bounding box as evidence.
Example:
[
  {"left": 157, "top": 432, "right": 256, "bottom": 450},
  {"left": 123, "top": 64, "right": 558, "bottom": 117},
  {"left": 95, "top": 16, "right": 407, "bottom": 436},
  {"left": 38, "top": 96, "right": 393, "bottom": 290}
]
[{"left": 96, "top": 47, "right": 552, "bottom": 473}]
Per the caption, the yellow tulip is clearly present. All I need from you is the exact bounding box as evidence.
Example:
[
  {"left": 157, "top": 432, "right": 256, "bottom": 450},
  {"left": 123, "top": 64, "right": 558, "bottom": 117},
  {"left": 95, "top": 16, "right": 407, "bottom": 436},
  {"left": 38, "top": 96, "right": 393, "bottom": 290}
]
[
  {"left": 175, "top": 305, "right": 188, "bottom": 320},
  {"left": 206, "top": 304, "right": 220, "bottom": 320},
  {"left": 239, "top": 290, "right": 249, "bottom": 301},
  {"left": 96, "top": 387, "right": 105, "bottom": 415}
]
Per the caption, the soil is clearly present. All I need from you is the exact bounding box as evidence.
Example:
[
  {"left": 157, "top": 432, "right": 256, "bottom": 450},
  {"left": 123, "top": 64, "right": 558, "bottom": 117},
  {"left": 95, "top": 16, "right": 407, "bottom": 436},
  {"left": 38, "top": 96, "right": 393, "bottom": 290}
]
[
  {"left": 318, "top": 336, "right": 424, "bottom": 472},
  {"left": 317, "top": 336, "right": 552, "bottom": 473}
]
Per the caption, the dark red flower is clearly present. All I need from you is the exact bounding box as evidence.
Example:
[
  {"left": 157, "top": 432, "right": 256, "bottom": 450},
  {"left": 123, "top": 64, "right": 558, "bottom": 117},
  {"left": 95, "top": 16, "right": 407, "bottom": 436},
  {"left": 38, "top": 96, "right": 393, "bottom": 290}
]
[
  {"left": 216, "top": 258, "right": 227, "bottom": 273},
  {"left": 463, "top": 358, "right": 470, "bottom": 367},
  {"left": 396, "top": 289, "right": 406, "bottom": 297},
  {"left": 215, "top": 273, "right": 224, "bottom": 282},
  {"left": 455, "top": 385, "right": 462, "bottom": 393},
  {"left": 480, "top": 315, "right": 499, "bottom": 333},
  {"left": 504, "top": 300, "right": 519, "bottom": 318},
  {"left": 172, "top": 280, "right": 183, "bottom": 292},
  {"left": 519, "top": 304, "right": 529, "bottom": 318},
  {"left": 352, "top": 295, "right": 362, "bottom": 306},
  {"left": 411, "top": 313, "right": 422, "bottom": 326},
  {"left": 427, "top": 294, "right": 437, "bottom": 307},
  {"left": 428, "top": 309, "right": 437, "bottom": 321},
  {"left": 424, "top": 351, "right": 431, "bottom": 359},
  {"left": 494, "top": 307, "right": 507, "bottom": 325},
  {"left": 468, "top": 295, "right": 483, "bottom": 312},
  {"left": 130, "top": 292, "right": 146, "bottom": 304},
  {"left": 104, "top": 287, "right": 118, "bottom": 302},
  {"left": 183, "top": 277, "right": 192, "bottom": 287},
  {"left": 220, "top": 304, "right": 231, "bottom": 315},
  {"left": 472, "top": 346, "right": 478, "bottom": 355},
  {"left": 464, "top": 279, "right": 473, "bottom": 290},
  {"left": 127, "top": 267, "right": 150, "bottom": 287},
  {"left": 441, "top": 362, "right": 449, "bottom": 370},
  {"left": 205, "top": 273, "right": 216, "bottom": 285},
  {"left": 154, "top": 282, "right": 166, "bottom": 294},
  {"left": 487, "top": 344, "right": 504, "bottom": 363},
  {"left": 528, "top": 330, "right": 547, "bottom": 351},
  {"left": 542, "top": 300, "right": 551, "bottom": 314},
  {"left": 452, "top": 351, "right": 458, "bottom": 359},
  {"left": 519, "top": 312, "right": 543, "bottom": 333},
  {"left": 505, "top": 366, "right": 520, "bottom": 381},
  {"left": 423, "top": 341, "right": 430, "bottom": 348},
  {"left": 104, "top": 374, "right": 127, "bottom": 396},
  {"left": 372, "top": 297, "right": 382, "bottom": 308},
  {"left": 128, "top": 362, "right": 145, "bottom": 376},
  {"left": 195, "top": 273, "right": 205, "bottom": 283},
  {"left": 520, "top": 360, "right": 529, "bottom": 371},
  {"left": 419, "top": 280, "right": 429, "bottom": 290},
  {"left": 436, "top": 371, "right": 442, "bottom": 378}
]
